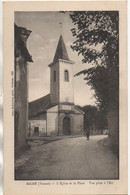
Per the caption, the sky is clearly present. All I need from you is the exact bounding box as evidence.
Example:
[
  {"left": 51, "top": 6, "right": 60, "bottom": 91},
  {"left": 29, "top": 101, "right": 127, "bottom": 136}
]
[{"left": 15, "top": 11, "right": 96, "bottom": 106}]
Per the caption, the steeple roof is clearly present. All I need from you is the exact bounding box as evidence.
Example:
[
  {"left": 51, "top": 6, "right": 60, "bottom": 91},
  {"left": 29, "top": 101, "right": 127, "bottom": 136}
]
[{"left": 53, "top": 35, "right": 70, "bottom": 62}]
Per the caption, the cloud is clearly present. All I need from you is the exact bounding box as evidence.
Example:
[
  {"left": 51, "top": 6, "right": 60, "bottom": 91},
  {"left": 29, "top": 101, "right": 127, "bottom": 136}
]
[
  {"left": 50, "top": 39, "right": 57, "bottom": 43},
  {"left": 35, "top": 56, "right": 46, "bottom": 60},
  {"left": 39, "top": 46, "right": 45, "bottom": 50},
  {"left": 32, "top": 33, "right": 43, "bottom": 42},
  {"left": 28, "top": 33, "right": 48, "bottom": 49},
  {"left": 66, "top": 41, "right": 72, "bottom": 46}
]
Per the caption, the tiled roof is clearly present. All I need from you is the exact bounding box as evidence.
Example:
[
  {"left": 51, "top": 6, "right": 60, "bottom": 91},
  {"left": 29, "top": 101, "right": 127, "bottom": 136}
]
[
  {"left": 53, "top": 35, "right": 70, "bottom": 63},
  {"left": 29, "top": 94, "right": 51, "bottom": 117}
]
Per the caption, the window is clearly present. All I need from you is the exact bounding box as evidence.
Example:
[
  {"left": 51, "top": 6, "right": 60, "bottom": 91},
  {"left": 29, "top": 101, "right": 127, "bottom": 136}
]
[
  {"left": 54, "top": 70, "right": 56, "bottom": 81},
  {"left": 64, "top": 70, "right": 69, "bottom": 82},
  {"left": 34, "top": 127, "right": 39, "bottom": 136}
]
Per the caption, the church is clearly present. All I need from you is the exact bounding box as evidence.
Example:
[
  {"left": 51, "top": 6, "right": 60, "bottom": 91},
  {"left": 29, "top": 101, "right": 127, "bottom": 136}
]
[{"left": 28, "top": 35, "right": 84, "bottom": 136}]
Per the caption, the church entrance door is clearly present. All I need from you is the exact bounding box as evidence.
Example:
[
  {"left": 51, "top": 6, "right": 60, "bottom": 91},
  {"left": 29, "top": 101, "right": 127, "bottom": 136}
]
[{"left": 63, "top": 116, "right": 71, "bottom": 135}]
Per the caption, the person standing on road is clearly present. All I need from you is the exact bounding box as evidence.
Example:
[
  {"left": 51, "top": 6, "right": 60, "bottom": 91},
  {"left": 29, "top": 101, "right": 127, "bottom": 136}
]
[{"left": 86, "top": 130, "right": 90, "bottom": 140}]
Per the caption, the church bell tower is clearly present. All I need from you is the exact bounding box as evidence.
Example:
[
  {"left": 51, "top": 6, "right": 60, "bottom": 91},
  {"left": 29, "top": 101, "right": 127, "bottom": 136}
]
[{"left": 48, "top": 35, "right": 75, "bottom": 105}]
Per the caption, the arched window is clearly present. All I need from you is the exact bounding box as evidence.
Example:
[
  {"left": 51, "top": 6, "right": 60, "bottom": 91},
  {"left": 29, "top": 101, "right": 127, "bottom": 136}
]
[
  {"left": 54, "top": 70, "right": 56, "bottom": 81},
  {"left": 64, "top": 70, "right": 69, "bottom": 82}
]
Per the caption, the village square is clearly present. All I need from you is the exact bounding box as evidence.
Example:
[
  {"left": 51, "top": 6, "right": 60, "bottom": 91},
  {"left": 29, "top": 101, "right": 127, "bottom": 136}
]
[{"left": 14, "top": 12, "right": 119, "bottom": 180}]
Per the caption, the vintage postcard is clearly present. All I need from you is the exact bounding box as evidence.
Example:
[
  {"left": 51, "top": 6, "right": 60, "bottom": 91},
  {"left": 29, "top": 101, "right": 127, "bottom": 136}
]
[{"left": 3, "top": 1, "right": 127, "bottom": 195}]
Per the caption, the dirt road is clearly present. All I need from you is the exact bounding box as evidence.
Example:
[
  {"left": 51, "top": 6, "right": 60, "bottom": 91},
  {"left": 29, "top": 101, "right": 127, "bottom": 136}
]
[{"left": 15, "top": 135, "right": 119, "bottom": 180}]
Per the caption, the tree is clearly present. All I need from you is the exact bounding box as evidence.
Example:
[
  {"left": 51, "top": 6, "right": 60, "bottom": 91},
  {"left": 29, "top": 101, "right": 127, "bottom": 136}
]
[
  {"left": 95, "top": 110, "right": 108, "bottom": 132},
  {"left": 82, "top": 105, "right": 98, "bottom": 132},
  {"left": 69, "top": 11, "right": 119, "bottom": 153},
  {"left": 69, "top": 11, "right": 119, "bottom": 112},
  {"left": 82, "top": 105, "right": 108, "bottom": 134}
]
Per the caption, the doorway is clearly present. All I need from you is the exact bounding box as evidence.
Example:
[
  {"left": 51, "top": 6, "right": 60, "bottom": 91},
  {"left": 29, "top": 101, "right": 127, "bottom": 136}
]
[
  {"left": 63, "top": 116, "right": 71, "bottom": 135},
  {"left": 34, "top": 127, "right": 39, "bottom": 136}
]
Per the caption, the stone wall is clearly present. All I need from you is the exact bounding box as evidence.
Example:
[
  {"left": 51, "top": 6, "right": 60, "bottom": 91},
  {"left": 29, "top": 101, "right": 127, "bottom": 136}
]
[
  {"left": 58, "top": 113, "right": 74, "bottom": 135},
  {"left": 14, "top": 24, "right": 32, "bottom": 149},
  {"left": 58, "top": 112, "right": 84, "bottom": 135},
  {"left": 50, "top": 62, "right": 59, "bottom": 104},
  {"left": 30, "top": 104, "right": 84, "bottom": 137},
  {"left": 73, "top": 114, "right": 84, "bottom": 135},
  {"left": 28, "top": 120, "right": 47, "bottom": 137},
  {"left": 49, "top": 60, "right": 74, "bottom": 105},
  {"left": 47, "top": 112, "right": 58, "bottom": 135},
  {"left": 59, "top": 60, "right": 74, "bottom": 103},
  {"left": 15, "top": 56, "right": 28, "bottom": 147}
]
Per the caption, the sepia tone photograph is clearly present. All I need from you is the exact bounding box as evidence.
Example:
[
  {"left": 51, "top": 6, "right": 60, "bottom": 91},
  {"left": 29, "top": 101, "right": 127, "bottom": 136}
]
[
  {"left": 14, "top": 11, "right": 119, "bottom": 180},
  {"left": 3, "top": 1, "right": 128, "bottom": 194}
]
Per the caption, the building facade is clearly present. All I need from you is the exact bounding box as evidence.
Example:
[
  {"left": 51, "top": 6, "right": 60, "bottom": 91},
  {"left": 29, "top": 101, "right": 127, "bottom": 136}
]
[
  {"left": 29, "top": 35, "right": 84, "bottom": 136},
  {"left": 15, "top": 24, "right": 33, "bottom": 149}
]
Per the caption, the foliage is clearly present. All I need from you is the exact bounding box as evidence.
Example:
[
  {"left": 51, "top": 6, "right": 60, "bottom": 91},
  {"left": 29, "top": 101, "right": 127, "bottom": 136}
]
[
  {"left": 82, "top": 105, "right": 97, "bottom": 130},
  {"left": 82, "top": 105, "right": 108, "bottom": 131},
  {"left": 70, "top": 11, "right": 119, "bottom": 67},
  {"left": 69, "top": 11, "right": 119, "bottom": 112}
]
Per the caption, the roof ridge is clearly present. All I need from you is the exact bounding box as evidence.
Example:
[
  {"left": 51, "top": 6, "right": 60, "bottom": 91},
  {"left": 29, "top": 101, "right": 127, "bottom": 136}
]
[{"left": 29, "top": 94, "right": 50, "bottom": 104}]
